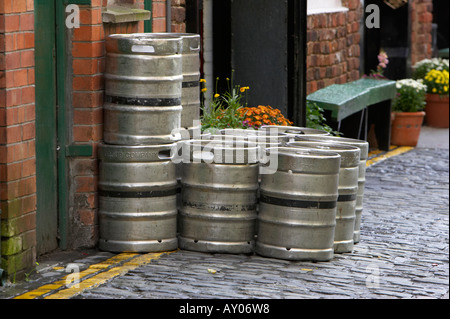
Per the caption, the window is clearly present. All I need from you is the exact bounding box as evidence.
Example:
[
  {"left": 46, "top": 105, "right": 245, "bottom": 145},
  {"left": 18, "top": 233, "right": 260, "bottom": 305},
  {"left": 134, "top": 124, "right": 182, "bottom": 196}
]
[{"left": 307, "top": 0, "right": 349, "bottom": 15}]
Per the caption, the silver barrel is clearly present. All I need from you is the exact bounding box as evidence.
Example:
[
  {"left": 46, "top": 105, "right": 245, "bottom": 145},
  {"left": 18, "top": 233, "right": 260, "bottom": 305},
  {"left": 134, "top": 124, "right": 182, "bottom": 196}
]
[
  {"left": 151, "top": 33, "right": 201, "bottom": 135},
  {"left": 286, "top": 141, "right": 361, "bottom": 253},
  {"left": 178, "top": 140, "right": 259, "bottom": 253},
  {"left": 98, "top": 143, "right": 178, "bottom": 253},
  {"left": 293, "top": 135, "right": 369, "bottom": 244},
  {"left": 256, "top": 147, "right": 341, "bottom": 261},
  {"left": 104, "top": 33, "right": 183, "bottom": 145}
]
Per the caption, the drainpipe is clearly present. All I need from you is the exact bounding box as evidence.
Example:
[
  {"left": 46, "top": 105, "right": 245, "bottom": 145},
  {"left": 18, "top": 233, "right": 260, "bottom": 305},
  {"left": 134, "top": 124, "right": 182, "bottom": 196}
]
[
  {"left": 0, "top": 208, "right": 6, "bottom": 286},
  {"left": 166, "top": 0, "right": 172, "bottom": 32}
]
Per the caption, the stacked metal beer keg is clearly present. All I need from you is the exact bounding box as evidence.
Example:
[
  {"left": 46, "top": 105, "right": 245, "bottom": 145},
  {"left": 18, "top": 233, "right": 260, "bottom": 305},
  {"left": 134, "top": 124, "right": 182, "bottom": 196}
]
[
  {"left": 96, "top": 33, "right": 371, "bottom": 260},
  {"left": 98, "top": 33, "right": 200, "bottom": 253}
]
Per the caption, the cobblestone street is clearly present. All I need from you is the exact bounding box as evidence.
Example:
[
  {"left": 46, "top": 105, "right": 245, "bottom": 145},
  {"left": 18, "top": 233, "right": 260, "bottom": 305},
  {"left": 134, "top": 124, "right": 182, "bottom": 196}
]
[
  {"left": 71, "top": 148, "right": 449, "bottom": 299},
  {"left": 0, "top": 147, "right": 448, "bottom": 304}
]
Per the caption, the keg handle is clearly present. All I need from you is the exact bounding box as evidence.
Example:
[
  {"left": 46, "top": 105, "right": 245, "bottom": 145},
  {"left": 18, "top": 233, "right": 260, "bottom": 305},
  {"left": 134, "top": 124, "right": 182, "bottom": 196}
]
[
  {"left": 158, "top": 150, "right": 172, "bottom": 160},
  {"left": 131, "top": 45, "right": 155, "bottom": 53},
  {"left": 190, "top": 44, "right": 200, "bottom": 52}
]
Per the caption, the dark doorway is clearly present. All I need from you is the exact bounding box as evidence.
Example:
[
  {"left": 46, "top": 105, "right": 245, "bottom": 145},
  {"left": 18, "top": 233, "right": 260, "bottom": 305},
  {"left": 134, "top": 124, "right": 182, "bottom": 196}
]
[
  {"left": 364, "top": 1, "right": 410, "bottom": 80},
  {"left": 207, "top": 0, "right": 307, "bottom": 125}
]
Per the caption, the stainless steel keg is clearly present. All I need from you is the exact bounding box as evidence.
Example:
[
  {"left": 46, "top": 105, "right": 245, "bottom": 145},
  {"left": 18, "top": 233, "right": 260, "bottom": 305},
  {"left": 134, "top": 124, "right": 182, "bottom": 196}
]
[
  {"left": 292, "top": 135, "right": 369, "bottom": 244},
  {"left": 286, "top": 141, "right": 361, "bottom": 253},
  {"left": 178, "top": 140, "right": 259, "bottom": 253},
  {"left": 150, "top": 33, "right": 201, "bottom": 135},
  {"left": 104, "top": 33, "right": 183, "bottom": 145},
  {"left": 256, "top": 147, "right": 341, "bottom": 261},
  {"left": 259, "top": 125, "right": 330, "bottom": 138},
  {"left": 98, "top": 143, "right": 178, "bottom": 253}
]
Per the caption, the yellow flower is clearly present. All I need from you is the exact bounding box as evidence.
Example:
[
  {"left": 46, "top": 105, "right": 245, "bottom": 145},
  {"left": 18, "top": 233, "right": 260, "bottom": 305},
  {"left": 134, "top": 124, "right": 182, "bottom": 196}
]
[
  {"left": 432, "top": 88, "right": 437, "bottom": 93},
  {"left": 214, "top": 93, "right": 220, "bottom": 98},
  {"left": 240, "top": 87, "right": 246, "bottom": 93},
  {"left": 201, "top": 88, "right": 207, "bottom": 93},
  {"left": 200, "top": 79, "right": 206, "bottom": 83}
]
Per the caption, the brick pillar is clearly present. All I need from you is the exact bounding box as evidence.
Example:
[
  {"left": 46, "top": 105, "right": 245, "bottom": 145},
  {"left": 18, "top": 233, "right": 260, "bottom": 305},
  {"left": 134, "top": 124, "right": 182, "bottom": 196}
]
[
  {"left": 153, "top": 0, "right": 166, "bottom": 32},
  {"left": 171, "top": 0, "right": 186, "bottom": 33},
  {"left": 306, "top": 0, "right": 362, "bottom": 95},
  {"left": 67, "top": 0, "right": 149, "bottom": 249},
  {"left": 68, "top": 1, "right": 106, "bottom": 248},
  {"left": 0, "top": 0, "right": 37, "bottom": 278},
  {"left": 410, "top": 0, "right": 433, "bottom": 65}
]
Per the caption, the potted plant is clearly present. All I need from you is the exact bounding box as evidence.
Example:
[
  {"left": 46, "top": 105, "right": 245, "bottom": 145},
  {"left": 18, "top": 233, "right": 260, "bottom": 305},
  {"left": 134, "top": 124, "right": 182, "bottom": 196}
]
[
  {"left": 412, "top": 58, "right": 449, "bottom": 80},
  {"left": 422, "top": 68, "right": 449, "bottom": 128},
  {"left": 412, "top": 58, "right": 449, "bottom": 128},
  {"left": 390, "top": 78, "right": 427, "bottom": 146}
]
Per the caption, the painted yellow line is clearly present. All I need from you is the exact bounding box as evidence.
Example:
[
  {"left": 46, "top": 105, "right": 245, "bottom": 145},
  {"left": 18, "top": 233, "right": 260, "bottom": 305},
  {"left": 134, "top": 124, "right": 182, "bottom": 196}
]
[
  {"left": 366, "top": 146, "right": 414, "bottom": 167},
  {"left": 45, "top": 251, "right": 175, "bottom": 299},
  {"left": 13, "top": 253, "right": 138, "bottom": 299}
]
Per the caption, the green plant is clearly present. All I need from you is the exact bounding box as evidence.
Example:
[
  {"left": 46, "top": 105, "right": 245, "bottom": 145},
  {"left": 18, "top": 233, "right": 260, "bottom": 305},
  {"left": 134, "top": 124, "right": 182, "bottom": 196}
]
[
  {"left": 200, "top": 71, "right": 250, "bottom": 132},
  {"left": 24, "top": 262, "right": 39, "bottom": 282},
  {"left": 412, "top": 58, "right": 449, "bottom": 80},
  {"left": 392, "top": 79, "right": 427, "bottom": 112},
  {"left": 306, "top": 100, "right": 341, "bottom": 136},
  {"left": 423, "top": 69, "right": 449, "bottom": 96}
]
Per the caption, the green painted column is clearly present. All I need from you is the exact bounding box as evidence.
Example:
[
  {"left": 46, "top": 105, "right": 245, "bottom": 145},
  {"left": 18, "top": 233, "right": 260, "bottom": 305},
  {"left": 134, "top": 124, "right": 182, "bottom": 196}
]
[{"left": 144, "top": 0, "right": 153, "bottom": 32}]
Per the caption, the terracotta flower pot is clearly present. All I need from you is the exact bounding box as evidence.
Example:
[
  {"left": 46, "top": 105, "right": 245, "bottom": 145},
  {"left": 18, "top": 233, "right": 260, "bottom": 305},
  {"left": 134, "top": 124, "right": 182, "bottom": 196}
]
[
  {"left": 390, "top": 111, "right": 425, "bottom": 147},
  {"left": 425, "top": 94, "right": 449, "bottom": 128}
]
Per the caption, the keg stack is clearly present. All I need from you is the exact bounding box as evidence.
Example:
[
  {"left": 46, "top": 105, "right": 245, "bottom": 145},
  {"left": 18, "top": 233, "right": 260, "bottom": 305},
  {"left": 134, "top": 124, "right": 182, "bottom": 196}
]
[{"left": 98, "top": 33, "right": 200, "bottom": 253}]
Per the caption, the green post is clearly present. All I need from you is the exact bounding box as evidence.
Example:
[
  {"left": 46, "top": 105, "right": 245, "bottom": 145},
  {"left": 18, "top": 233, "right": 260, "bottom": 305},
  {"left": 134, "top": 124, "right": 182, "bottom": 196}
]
[
  {"left": 144, "top": 0, "right": 153, "bottom": 32},
  {"left": 56, "top": 0, "right": 69, "bottom": 250}
]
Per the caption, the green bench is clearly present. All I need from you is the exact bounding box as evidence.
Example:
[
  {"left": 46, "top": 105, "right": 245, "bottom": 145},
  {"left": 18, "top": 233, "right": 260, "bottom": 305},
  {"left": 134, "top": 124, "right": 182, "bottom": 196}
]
[
  {"left": 307, "top": 78, "right": 396, "bottom": 151},
  {"left": 438, "top": 48, "right": 449, "bottom": 59}
]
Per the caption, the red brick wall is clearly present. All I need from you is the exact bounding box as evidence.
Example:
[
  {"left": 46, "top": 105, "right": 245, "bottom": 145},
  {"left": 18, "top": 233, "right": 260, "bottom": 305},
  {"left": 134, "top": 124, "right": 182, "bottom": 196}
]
[
  {"left": 0, "top": 0, "right": 37, "bottom": 277},
  {"left": 410, "top": 0, "right": 433, "bottom": 65},
  {"left": 306, "top": 0, "right": 362, "bottom": 94}
]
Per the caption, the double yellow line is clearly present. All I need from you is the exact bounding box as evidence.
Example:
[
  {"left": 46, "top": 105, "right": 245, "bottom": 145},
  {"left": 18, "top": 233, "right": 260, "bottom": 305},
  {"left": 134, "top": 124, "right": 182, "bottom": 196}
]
[
  {"left": 14, "top": 251, "right": 175, "bottom": 299},
  {"left": 366, "top": 145, "right": 413, "bottom": 167}
]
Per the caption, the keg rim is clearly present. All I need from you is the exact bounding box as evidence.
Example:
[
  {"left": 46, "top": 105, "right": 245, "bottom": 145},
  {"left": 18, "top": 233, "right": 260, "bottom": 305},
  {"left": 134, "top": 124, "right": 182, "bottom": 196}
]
[
  {"left": 286, "top": 141, "right": 361, "bottom": 153},
  {"left": 107, "top": 33, "right": 183, "bottom": 40},
  {"left": 259, "top": 125, "right": 330, "bottom": 136},
  {"left": 265, "top": 146, "right": 341, "bottom": 159},
  {"left": 178, "top": 139, "right": 260, "bottom": 164},
  {"left": 146, "top": 32, "right": 200, "bottom": 39},
  {"left": 292, "top": 135, "right": 369, "bottom": 158},
  {"left": 183, "top": 139, "right": 259, "bottom": 151},
  {"left": 285, "top": 141, "right": 361, "bottom": 167}
]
